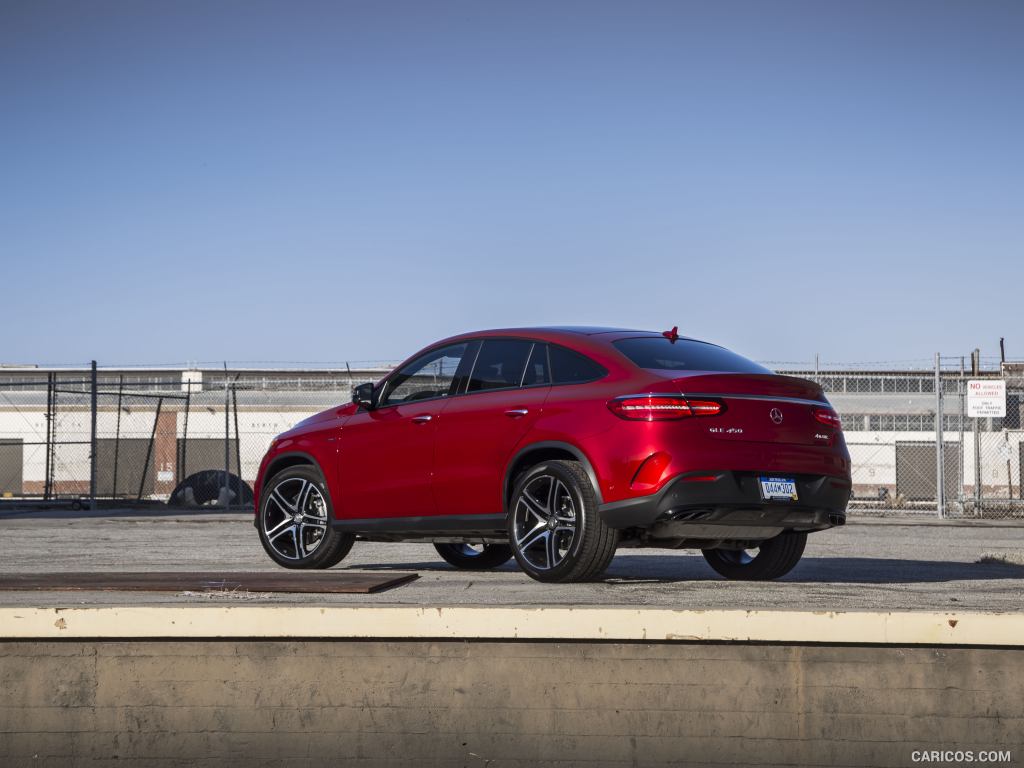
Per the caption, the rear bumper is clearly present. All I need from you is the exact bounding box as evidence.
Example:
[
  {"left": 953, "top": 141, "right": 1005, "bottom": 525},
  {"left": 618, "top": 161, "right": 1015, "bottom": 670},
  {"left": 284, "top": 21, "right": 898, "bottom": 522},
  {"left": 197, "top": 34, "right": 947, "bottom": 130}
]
[{"left": 598, "top": 471, "right": 850, "bottom": 534}]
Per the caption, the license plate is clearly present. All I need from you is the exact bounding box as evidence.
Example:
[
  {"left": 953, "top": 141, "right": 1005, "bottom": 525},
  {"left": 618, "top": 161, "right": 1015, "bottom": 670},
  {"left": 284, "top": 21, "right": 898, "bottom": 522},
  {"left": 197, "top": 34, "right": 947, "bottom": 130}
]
[{"left": 759, "top": 476, "right": 798, "bottom": 501}]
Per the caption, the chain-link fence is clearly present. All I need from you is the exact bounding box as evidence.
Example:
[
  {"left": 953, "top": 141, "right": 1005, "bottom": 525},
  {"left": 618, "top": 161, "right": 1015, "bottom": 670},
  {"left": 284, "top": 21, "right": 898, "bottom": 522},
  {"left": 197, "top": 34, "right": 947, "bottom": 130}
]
[
  {"left": 0, "top": 364, "right": 390, "bottom": 509},
  {"left": 797, "top": 357, "right": 1023, "bottom": 519},
  {"left": 0, "top": 358, "right": 1020, "bottom": 518}
]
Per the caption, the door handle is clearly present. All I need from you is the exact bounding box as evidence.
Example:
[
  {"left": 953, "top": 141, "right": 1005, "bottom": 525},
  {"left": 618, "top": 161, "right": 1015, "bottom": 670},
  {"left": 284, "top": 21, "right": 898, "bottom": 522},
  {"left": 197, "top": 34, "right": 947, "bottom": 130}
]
[
  {"left": 504, "top": 408, "right": 529, "bottom": 418},
  {"left": 411, "top": 414, "right": 433, "bottom": 424}
]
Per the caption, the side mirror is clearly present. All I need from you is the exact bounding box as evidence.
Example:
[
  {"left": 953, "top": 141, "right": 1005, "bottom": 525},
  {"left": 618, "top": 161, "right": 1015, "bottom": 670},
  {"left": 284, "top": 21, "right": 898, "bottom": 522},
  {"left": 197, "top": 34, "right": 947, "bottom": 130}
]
[{"left": 352, "top": 382, "right": 376, "bottom": 410}]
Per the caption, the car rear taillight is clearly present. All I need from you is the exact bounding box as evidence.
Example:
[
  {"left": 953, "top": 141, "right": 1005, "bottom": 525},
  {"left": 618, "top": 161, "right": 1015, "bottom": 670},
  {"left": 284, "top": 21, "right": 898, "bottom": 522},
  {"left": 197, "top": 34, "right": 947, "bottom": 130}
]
[
  {"left": 813, "top": 408, "right": 842, "bottom": 429},
  {"left": 608, "top": 394, "right": 724, "bottom": 421}
]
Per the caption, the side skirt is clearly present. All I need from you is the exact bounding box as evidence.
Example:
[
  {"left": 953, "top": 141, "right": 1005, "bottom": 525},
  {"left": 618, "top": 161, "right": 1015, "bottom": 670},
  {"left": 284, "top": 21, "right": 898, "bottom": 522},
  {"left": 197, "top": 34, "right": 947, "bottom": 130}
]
[{"left": 330, "top": 514, "right": 507, "bottom": 542}]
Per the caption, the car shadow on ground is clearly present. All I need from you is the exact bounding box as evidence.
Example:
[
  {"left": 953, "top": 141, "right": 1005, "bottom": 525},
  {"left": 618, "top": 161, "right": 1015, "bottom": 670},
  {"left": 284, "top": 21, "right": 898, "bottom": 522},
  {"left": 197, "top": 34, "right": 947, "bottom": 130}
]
[
  {"left": 345, "top": 556, "right": 1024, "bottom": 585},
  {"left": 603, "top": 555, "right": 1024, "bottom": 584}
]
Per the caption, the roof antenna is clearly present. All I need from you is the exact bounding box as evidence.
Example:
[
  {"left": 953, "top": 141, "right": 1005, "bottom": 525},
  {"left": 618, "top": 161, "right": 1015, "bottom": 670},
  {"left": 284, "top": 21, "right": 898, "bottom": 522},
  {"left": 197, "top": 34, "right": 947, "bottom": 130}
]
[{"left": 662, "top": 326, "right": 680, "bottom": 343}]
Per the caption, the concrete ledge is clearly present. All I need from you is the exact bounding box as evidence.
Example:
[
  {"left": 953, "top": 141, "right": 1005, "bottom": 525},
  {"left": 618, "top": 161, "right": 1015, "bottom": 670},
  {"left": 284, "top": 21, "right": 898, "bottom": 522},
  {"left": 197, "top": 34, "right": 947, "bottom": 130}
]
[{"left": 1, "top": 606, "right": 1022, "bottom": 646}]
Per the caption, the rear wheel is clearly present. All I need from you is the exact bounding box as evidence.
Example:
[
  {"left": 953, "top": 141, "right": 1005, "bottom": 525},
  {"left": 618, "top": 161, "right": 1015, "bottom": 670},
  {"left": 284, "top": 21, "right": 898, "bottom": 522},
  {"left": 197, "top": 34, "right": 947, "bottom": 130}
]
[
  {"left": 257, "top": 465, "right": 354, "bottom": 569},
  {"left": 508, "top": 459, "right": 618, "bottom": 583},
  {"left": 701, "top": 531, "right": 807, "bottom": 580},
  {"left": 433, "top": 542, "right": 513, "bottom": 570}
]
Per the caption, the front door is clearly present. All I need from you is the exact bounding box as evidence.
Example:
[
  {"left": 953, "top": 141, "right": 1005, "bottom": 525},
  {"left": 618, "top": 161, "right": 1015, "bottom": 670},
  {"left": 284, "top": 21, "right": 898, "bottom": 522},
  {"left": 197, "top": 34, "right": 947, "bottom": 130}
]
[{"left": 336, "top": 342, "right": 473, "bottom": 519}]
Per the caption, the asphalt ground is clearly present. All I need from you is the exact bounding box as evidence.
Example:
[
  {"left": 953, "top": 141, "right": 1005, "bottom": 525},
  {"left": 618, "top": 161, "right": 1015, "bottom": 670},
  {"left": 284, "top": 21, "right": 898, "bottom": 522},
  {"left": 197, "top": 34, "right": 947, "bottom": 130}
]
[{"left": 1, "top": 509, "right": 1022, "bottom": 611}]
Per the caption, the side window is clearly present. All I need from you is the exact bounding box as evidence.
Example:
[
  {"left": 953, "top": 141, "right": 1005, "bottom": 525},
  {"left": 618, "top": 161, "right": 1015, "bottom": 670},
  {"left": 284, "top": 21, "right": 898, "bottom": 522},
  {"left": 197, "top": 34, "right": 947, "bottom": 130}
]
[
  {"left": 467, "top": 339, "right": 533, "bottom": 392},
  {"left": 549, "top": 344, "right": 607, "bottom": 384},
  {"left": 381, "top": 343, "right": 469, "bottom": 406},
  {"left": 521, "top": 343, "right": 550, "bottom": 387}
]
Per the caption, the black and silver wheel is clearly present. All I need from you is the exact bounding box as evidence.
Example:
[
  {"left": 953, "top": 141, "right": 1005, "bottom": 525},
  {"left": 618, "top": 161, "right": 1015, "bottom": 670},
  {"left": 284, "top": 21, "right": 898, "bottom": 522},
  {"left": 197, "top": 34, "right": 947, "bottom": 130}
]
[
  {"left": 508, "top": 459, "right": 618, "bottom": 583},
  {"left": 433, "top": 542, "right": 514, "bottom": 570},
  {"left": 258, "top": 465, "right": 354, "bottom": 569},
  {"left": 701, "top": 531, "right": 807, "bottom": 581}
]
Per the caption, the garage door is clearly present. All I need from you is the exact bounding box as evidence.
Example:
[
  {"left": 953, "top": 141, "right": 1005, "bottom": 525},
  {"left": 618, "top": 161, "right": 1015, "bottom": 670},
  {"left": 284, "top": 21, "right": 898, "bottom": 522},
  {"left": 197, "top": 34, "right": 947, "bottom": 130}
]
[
  {"left": 95, "top": 438, "right": 155, "bottom": 498},
  {"left": 0, "top": 440, "right": 23, "bottom": 496},
  {"left": 895, "top": 441, "right": 961, "bottom": 501}
]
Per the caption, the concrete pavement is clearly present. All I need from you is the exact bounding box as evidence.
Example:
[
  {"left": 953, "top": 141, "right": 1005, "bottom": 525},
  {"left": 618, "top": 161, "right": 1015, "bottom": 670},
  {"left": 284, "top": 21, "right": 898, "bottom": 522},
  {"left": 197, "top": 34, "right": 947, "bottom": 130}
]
[{"left": 1, "top": 511, "right": 1022, "bottom": 611}]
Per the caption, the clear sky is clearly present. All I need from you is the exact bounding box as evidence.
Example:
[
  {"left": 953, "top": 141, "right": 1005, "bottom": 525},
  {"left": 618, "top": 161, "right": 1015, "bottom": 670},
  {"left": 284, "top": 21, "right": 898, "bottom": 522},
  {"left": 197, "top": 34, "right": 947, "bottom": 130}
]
[{"left": 2, "top": 1, "right": 1022, "bottom": 368}]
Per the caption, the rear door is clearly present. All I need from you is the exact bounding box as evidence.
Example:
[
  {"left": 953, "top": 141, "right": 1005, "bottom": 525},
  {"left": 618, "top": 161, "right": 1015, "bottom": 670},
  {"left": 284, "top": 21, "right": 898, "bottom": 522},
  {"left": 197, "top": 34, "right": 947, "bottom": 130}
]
[{"left": 432, "top": 340, "right": 550, "bottom": 516}]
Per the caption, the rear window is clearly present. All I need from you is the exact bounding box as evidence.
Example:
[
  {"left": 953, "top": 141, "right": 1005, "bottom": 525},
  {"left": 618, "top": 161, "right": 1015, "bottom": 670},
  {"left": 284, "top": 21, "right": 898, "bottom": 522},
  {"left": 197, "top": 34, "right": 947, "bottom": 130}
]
[{"left": 613, "top": 338, "right": 771, "bottom": 374}]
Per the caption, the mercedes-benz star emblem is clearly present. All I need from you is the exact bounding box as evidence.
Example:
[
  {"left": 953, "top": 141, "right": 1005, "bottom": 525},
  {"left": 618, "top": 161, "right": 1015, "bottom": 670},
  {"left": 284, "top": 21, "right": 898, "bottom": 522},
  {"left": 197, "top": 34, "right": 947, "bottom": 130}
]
[{"left": 770, "top": 408, "right": 784, "bottom": 425}]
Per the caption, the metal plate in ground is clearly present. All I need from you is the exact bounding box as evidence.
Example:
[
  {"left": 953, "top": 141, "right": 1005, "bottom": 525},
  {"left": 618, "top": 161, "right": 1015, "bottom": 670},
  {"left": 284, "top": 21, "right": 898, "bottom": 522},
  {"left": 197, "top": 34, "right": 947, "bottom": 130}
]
[{"left": 0, "top": 572, "right": 418, "bottom": 594}]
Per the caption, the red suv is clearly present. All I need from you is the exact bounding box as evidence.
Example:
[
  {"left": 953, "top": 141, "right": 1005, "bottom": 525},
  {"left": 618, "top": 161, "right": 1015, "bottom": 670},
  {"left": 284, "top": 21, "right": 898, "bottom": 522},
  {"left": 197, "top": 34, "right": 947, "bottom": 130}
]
[{"left": 254, "top": 327, "right": 850, "bottom": 583}]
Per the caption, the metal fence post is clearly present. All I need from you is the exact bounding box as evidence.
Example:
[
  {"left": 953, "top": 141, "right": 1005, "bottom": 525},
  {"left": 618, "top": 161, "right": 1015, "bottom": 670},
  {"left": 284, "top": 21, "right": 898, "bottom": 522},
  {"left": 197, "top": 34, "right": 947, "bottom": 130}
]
[
  {"left": 232, "top": 382, "right": 242, "bottom": 494},
  {"left": 958, "top": 359, "right": 965, "bottom": 511},
  {"left": 44, "top": 372, "right": 53, "bottom": 501},
  {"left": 112, "top": 374, "right": 123, "bottom": 498},
  {"left": 180, "top": 380, "right": 191, "bottom": 483},
  {"left": 90, "top": 360, "right": 98, "bottom": 510},
  {"left": 137, "top": 397, "right": 162, "bottom": 502},
  {"left": 934, "top": 353, "right": 944, "bottom": 519},
  {"left": 973, "top": 349, "right": 982, "bottom": 514},
  {"left": 223, "top": 363, "right": 230, "bottom": 509}
]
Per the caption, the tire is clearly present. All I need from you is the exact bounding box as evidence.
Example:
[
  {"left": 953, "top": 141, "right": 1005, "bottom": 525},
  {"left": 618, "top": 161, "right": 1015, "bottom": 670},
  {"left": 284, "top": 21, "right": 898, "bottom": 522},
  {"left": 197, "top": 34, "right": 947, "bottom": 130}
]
[
  {"left": 169, "top": 470, "right": 254, "bottom": 508},
  {"left": 508, "top": 459, "right": 618, "bottom": 583},
  {"left": 701, "top": 531, "right": 807, "bottom": 581},
  {"left": 433, "top": 542, "right": 514, "bottom": 570},
  {"left": 257, "top": 465, "right": 355, "bottom": 570}
]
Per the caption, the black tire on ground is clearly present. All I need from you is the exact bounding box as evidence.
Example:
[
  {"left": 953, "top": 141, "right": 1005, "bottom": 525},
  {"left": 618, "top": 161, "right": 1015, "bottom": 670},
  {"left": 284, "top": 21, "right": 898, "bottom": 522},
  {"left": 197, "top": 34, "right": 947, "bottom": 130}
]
[
  {"left": 507, "top": 459, "right": 618, "bottom": 583},
  {"left": 257, "top": 465, "right": 355, "bottom": 570},
  {"left": 701, "top": 531, "right": 808, "bottom": 581},
  {"left": 433, "top": 542, "right": 514, "bottom": 570},
  {"left": 168, "top": 470, "right": 254, "bottom": 508}
]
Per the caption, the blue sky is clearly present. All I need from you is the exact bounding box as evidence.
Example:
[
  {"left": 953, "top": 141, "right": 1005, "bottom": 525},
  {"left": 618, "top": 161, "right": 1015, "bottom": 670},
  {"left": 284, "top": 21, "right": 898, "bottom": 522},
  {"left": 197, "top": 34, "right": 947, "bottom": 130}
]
[{"left": 2, "top": 1, "right": 1021, "bottom": 367}]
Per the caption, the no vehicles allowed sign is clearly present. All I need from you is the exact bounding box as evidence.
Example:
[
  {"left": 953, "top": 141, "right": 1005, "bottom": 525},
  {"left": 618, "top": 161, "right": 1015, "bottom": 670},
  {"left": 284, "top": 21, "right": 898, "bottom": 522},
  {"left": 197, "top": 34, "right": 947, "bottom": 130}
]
[{"left": 967, "top": 379, "right": 1006, "bottom": 418}]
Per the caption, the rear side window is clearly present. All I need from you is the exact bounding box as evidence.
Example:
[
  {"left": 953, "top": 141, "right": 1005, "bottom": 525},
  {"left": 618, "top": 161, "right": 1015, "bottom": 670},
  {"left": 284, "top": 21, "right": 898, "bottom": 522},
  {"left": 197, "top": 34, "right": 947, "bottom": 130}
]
[
  {"left": 467, "top": 339, "right": 533, "bottom": 392},
  {"left": 549, "top": 344, "right": 607, "bottom": 384},
  {"left": 613, "top": 337, "right": 771, "bottom": 374}
]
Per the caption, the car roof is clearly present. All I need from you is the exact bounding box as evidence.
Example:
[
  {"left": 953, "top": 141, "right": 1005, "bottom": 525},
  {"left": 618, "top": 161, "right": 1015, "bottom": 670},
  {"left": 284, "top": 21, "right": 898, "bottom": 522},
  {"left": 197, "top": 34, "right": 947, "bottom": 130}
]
[{"left": 437, "top": 326, "right": 701, "bottom": 346}]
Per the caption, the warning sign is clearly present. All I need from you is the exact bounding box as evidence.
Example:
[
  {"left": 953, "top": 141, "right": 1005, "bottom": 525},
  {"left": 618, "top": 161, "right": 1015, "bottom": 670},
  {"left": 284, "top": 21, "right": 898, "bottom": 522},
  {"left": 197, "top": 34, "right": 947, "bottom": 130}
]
[{"left": 967, "top": 379, "right": 1006, "bottom": 418}]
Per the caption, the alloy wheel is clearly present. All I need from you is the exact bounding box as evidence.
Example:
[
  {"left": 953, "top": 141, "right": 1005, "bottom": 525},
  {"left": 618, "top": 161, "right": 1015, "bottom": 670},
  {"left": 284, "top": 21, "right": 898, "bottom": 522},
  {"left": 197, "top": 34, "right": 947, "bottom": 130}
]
[
  {"left": 261, "top": 477, "right": 329, "bottom": 560},
  {"left": 447, "top": 543, "right": 487, "bottom": 557},
  {"left": 718, "top": 548, "right": 758, "bottom": 566},
  {"left": 511, "top": 473, "right": 580, "bottom": 571}
]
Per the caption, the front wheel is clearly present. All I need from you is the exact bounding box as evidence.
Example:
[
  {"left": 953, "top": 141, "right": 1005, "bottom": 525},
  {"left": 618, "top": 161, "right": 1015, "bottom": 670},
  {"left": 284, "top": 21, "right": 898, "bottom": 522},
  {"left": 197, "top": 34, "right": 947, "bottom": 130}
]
[
  {"left": 433, "top": 543, "right": 513, "bottom": 570},
  {"left": 701, "top": 531, "right": 807, "bottom": 581},
  {"left": 257, "top": 465, "right": 354, "bottom": 569},
  {"left": 508, "top": 459, "right": 618, "bottom": 583}
]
